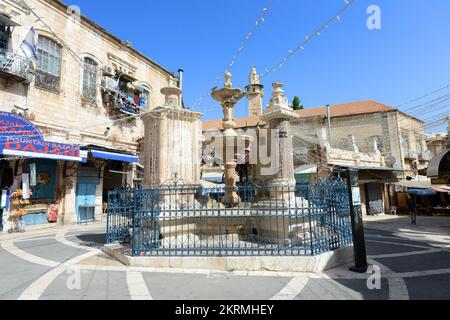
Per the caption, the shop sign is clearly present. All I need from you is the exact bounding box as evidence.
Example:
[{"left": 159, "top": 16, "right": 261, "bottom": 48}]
[{"left": 0, "top": 111, "right": 85, "bottom": 162}]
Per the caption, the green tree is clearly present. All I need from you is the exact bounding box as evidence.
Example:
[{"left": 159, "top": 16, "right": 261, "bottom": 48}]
[{"left": 292, "top": 96, "right": 304, "bottom": 110}]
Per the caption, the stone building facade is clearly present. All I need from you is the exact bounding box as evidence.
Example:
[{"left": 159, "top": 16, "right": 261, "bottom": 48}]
[{"left": 0, "top": 0, "right": 177, "bottom": 227}]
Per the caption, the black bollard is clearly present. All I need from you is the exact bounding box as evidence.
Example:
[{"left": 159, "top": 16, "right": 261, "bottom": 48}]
[{"left": 347, "top": 169, "right": 368, "bottom": 273}]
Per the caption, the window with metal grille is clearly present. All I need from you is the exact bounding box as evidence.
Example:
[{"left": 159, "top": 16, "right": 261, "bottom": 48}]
[
  {"left": 82, "top": 57, "right": 98, "bottom": 103},
  {"left": 36, "top": 36, "right": 61, "bottom": 92}
]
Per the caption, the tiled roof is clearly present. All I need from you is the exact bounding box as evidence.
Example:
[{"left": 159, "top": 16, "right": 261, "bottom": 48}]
[{"left": 203, "top": 100, "right": 396, "bottom": 131}]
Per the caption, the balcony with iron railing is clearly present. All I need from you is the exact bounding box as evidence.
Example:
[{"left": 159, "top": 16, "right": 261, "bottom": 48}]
[
  {"left": 0, "top": 48, "right": 34, "bottom": 83},
  {"left": 102, "top": 87, "right": 143, "bottom": 116},
  {"left": 35, "top": 69, "right": 61, "bottom": 93},
  {"left": 115, "top": 90, "right": 141, "bottom": 115}
]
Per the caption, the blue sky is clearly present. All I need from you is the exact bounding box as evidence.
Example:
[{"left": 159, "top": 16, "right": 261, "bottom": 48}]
[{"left": 69, "top": 0, "right": 450, "bottom": 122}]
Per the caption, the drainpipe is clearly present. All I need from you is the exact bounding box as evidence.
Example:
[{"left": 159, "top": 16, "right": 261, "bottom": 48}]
[
  {"left": 178, "top": 69, "right": 184, "bottom": 108},
  {"left": 326, "top": 104, "right": 332, "bottom": 144}
]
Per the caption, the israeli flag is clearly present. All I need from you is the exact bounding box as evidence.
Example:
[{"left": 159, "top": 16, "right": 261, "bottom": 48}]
[{"left": 20, "top": 27, "right": 39, "bottom": 61}]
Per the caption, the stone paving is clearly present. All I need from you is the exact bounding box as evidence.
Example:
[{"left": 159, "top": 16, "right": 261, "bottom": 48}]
[{"left": 0, "top": 215, "right": 449, "bottom": 300}]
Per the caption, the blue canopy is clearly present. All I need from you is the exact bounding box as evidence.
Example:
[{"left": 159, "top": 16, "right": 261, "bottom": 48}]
[
  {"left": 90, "top": 149, "right": 139, "bottom": 163},
  {"left": 407, "top": 189, "right": 437, "bottom": 196}
]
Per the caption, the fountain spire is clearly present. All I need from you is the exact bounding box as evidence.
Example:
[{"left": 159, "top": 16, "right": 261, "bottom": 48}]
[{"left": 210, "top": 72, "right": 251, "bottom": 207}]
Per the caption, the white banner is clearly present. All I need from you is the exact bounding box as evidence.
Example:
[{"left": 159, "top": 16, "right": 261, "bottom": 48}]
[{"left": 1, "top": 190, "right": 7, "bottom": 208}]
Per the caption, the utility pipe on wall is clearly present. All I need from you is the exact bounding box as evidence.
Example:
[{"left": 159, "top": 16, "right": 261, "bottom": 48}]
[
  {"left": 178, "top": 69, "right": 184, "bottom": 108},
  {"left": 326, "top": 104, "right": 332, "bottom": 144}
]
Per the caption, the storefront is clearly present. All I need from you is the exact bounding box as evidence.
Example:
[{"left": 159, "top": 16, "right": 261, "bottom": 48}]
[
  {"left": 76, "top": 146, "right": 139, "bottom": 224},
  {"left": 1, "top": 111, "right": 86, "bottom": 231}
]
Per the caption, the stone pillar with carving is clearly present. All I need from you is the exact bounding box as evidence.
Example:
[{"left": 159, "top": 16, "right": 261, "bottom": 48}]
[
  {"left": 252, "top": 83, "right": 301, "bottom": 245},
  {"left": 260, "top": 83, "right": 299, "bottom": 189},
  {"left": 142, "top": 85, "right": 203, "bottom": 188}
]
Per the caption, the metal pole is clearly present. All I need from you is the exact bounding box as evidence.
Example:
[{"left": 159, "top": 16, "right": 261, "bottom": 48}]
[
  {"left": 347, "top": 169, "right": 368, "bottom": 273},
  {"left": 326, "top": 104, "right": 332, "bottom": 143}
]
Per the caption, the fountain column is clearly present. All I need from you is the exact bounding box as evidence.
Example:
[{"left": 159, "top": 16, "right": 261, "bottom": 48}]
[
  {"left": 142, "top": 85, "right": 203, "bottom": 188},
  {"left": 252, "top": 83, "right": 301, "bottom": 245},
  {"left": 211, "top": 72, "right": 247, "bottom": 207},
  {"left": 260, "top": 83, "right": 299, "bottom": 194}
]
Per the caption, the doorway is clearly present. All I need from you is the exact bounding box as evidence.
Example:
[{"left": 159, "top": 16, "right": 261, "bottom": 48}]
[
  {"left": 365, "top": 183, "right": 384, "bottom": 215},
  {"left": 76, "top": 167, "right": 99, "bottom": 224}
]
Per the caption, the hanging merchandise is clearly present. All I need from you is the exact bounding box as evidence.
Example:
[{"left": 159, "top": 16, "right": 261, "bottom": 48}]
[
  {"left": 22, "top": 173, "right": 30, "bottom": 200},
  {"left": 30, "top": 163, "right": 37, "bottom": 186}
]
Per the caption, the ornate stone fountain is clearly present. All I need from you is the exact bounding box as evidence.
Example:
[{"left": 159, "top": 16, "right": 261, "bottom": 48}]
[{"left": 211, "top": 72, "right": 253, "bottom": 207}]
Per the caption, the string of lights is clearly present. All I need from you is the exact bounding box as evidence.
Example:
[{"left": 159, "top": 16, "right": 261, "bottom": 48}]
[
  {"left": 194, "top": 0, "right": 357, "bottom": 113},
  {"left": 260, "top": 0, "right": 355, "bottom": 79},
  {"left": 191, "top": 0, "right": 274, "bottom": 112}
]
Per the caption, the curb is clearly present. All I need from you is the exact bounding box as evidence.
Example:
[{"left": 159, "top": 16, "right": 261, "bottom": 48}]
[{"left": 102, "top": 244, "right": 354, "bottom": 273}]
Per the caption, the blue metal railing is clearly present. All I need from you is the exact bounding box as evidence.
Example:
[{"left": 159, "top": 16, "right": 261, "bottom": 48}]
[{"left": 106, "top": 180, "right": 353, "bottom": 257}]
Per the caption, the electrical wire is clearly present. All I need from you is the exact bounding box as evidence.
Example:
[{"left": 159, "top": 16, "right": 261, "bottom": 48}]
[
  {"left": 194, "top": 0, "right": 356, "bottom": 113},
  {"left": 191, "top": 0, "right": 274, "bottom": 112}
]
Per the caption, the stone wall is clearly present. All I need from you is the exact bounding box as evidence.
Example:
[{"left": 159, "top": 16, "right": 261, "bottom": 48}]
[{"left": 291, "top": 111, "right": 428, "bottom": 172}]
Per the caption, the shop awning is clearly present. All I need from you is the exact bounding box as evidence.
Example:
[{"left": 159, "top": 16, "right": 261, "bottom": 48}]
[
  {"left": 333, "top": 165, "right": 404, "bottom": 172},
  {"left": 396, "top": 179, "right": 450, "bottom": 194},
  {"left": 3, "top": 148, "right": 87, "bottom": 162},
  {"left": 397, "top": 180, "right": 433, "bottom": 189},
  {"left": 1, "top": 111, "right": 87, "bottom": 163},
  {"left": 0, "top": 14, "right": 20, "bottom": 27},
  {"left": 431, "top": 185, "right": 450, "bottom": 194},
  {"left": 90, "top": 149, "right": 139, "bottom": 163},
  {"left": 408, "top": 189, "right": 437, "bottom": 196},
  {"left": 427, "top": 149, "right": 450, "bottom": 179}
]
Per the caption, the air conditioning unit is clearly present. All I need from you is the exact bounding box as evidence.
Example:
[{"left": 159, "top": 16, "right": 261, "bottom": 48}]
[
  {"left": 102, "top": 66, "right": 114, "bottom": 76},
  {"left": 101, "top": 76, "right": 118, "bottom": 92}
]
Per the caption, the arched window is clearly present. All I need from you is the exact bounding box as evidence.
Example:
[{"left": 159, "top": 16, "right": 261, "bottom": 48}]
[
  {"left": 140, "top": 87, "right": 151, "bottom": 109},
  {"left": 82, "top": 57, "right": 98, "bottom": 103},
  {"left": 36, "top": 35, "right": 62, "bottom": 92}
]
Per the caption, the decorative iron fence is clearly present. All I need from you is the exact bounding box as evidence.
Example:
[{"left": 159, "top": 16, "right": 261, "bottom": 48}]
[{"left": 106, "top": 180, "right": 353, "bottom": 257}]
